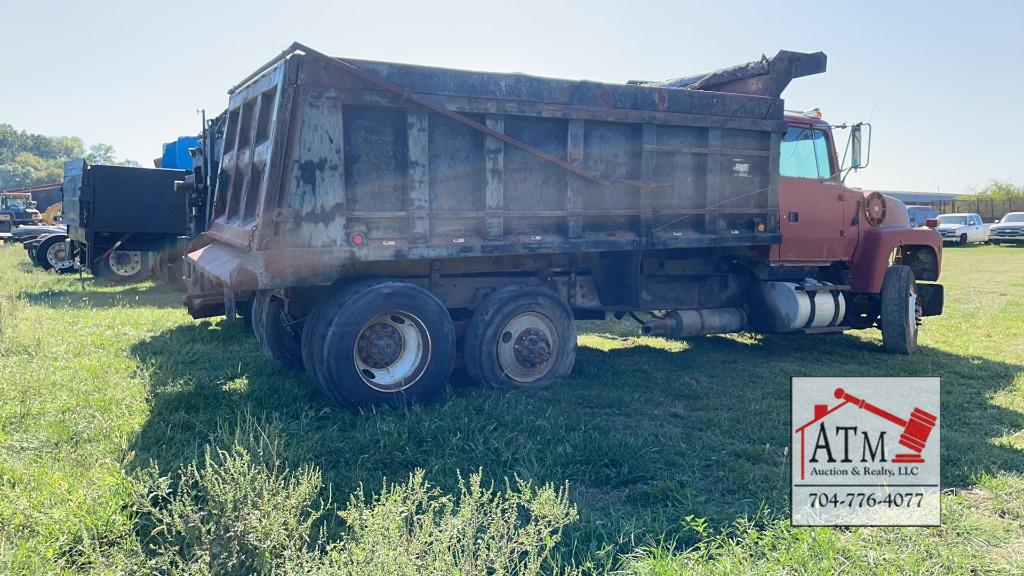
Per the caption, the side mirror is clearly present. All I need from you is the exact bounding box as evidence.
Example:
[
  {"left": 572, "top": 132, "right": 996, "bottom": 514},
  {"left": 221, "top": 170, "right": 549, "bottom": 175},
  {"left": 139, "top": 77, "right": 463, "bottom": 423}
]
[
  {"left": 851, "top": 125, "right": 862, "bottom": 169},
  {"left": 994, "top": 219, "right": 1001, "bottom": 224}
]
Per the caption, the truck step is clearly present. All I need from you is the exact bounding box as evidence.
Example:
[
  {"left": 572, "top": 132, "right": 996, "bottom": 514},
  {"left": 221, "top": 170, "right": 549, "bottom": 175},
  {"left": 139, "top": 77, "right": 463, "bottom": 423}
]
[
  {"left": 802, "top": 325, "right": 850, "bottom": 334},
  {"left": 795, "top": 284, "right": 851, "bottom": 292}
]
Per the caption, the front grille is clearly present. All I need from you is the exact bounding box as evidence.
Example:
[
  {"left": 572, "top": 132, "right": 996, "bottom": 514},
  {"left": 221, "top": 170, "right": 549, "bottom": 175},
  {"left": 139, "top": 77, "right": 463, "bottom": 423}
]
[{"left": 993, "top": 227, "right": 1023, "bottom": 237}]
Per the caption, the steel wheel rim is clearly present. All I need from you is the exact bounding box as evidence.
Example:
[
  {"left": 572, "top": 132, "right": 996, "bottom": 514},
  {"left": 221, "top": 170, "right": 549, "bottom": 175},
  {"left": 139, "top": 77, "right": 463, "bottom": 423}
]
[
  {"left": 353, "top": 311, "right": 431, "bottom": 392},
  {"left": 496, "top": 312, "right": 558, "bottom": 383},
  {"left": 108, "top": 251, "right": 142, "bottom": 276},
  {"left": 46, "top": 243, "right": 72, "bottom": 269},
  {"left": 908, "top": 283, "right": 921, "bottom": 340}
]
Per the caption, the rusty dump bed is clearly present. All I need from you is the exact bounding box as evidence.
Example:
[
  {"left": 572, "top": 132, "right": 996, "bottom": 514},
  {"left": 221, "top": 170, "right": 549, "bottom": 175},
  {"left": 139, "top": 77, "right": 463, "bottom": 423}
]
[{"left": 190, "top": 43, "right": 825, "bottom": 291}]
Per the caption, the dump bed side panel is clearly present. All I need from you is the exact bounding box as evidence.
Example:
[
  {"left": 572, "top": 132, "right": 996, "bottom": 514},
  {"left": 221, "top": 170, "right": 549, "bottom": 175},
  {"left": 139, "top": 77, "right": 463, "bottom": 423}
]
[
  {"left": 87, "top": 165, "right": 188, "bottom": 234},
  {"left": 193, "top": 52, "right": 783, "bottom": 290},
  {"left": 63, "top": 160, "right": 188, "bottom": 242},
  {"left": 279, "top": 55, "right": 780, "bottom": 250}
]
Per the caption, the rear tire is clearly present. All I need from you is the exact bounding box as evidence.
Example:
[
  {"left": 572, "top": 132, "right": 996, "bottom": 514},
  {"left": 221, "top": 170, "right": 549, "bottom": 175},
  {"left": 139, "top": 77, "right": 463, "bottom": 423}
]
[
  {"left": 880, "top": 265, "right": 920, "bottom": 354},
  {"left": 252, "top": 290, "right": 303, "bottom": 369},
  {"left": 301, "top": 295, "right": 331, "bottom": 386},
  {"left": 303, "top": 280, "right": 455, "bottom": 407},
  {"left": 464, "top": 285, "right": 577, "bottom": 390},
  {"left": 94, "top": 250, "right": 150, "bottom": 283}
]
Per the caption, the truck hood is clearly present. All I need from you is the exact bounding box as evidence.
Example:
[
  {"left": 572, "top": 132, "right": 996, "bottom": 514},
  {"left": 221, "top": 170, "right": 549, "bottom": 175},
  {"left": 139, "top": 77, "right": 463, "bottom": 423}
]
[
  {"left": 992, "top": 222, "right": 1023, "bottom": 229},
  {"left": 936, "top": 224, "right": 965, "bottom": 231}
]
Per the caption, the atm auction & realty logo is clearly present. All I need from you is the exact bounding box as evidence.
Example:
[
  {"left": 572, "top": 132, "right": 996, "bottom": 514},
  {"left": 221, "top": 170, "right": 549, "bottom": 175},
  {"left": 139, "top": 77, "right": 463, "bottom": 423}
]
[{"left": 791, "top": 377, "right": 940, "bottom": 527}]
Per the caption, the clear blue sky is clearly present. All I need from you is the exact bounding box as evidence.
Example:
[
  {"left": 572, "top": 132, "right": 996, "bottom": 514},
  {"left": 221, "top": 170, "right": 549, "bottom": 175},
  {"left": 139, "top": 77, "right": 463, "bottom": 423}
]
[{"left": 2, "top": 0, "right": 1021, "bottom": 193}]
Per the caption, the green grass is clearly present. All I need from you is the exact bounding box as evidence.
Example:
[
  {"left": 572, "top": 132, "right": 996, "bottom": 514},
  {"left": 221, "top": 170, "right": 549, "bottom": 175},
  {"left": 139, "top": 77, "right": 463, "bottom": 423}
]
[{"left": 1, "top": 243, "right": 1022, "bottom": 574}]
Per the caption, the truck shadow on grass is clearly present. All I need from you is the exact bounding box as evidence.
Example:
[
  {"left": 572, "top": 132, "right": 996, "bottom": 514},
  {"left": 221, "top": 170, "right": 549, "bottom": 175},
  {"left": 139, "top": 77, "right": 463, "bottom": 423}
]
[
  {"left": 126, "top": 320, "right": 1024, "bottom": 554},
  {"left": 22, "top": 282, "right": 183, "bottom": 309}
]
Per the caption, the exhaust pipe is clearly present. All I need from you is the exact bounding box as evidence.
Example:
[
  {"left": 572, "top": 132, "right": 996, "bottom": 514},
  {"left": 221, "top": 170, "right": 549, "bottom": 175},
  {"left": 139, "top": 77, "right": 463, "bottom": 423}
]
[{"left": 641, "top": 308, "right": 746, "bottom": 338}]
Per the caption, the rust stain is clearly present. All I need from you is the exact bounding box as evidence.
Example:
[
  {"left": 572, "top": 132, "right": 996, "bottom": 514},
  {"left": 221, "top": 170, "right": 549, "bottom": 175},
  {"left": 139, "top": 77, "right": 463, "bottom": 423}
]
[{"left": 655, "top": 90, "right": 668, "bottom": 111}]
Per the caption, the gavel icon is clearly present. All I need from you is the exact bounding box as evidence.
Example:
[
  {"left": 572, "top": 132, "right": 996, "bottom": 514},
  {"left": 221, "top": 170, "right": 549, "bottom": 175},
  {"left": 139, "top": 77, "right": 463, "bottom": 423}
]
[{"left": 834, "top": 388, "right": 937, "bottom": 463}]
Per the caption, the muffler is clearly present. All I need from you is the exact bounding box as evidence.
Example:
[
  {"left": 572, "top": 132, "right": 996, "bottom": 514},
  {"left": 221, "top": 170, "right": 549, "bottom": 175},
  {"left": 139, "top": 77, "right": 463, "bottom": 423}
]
[{"left": 641, "top": 308, "right": 747, "bottom": 338}]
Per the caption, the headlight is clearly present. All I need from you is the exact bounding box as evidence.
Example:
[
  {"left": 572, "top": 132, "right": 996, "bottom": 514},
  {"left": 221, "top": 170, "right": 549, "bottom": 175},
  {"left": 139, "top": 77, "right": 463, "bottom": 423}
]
[{"left": 0, "top": 214, "right": 10, "bottom": 221}]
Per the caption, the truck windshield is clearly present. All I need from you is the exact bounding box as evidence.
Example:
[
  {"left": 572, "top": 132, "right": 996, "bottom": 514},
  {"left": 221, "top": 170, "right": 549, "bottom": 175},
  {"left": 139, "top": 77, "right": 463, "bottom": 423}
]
[
  {"left": 1002, "top": 213, "right": 1024, "bottom": 223},
  {"left": 780, "top": 127, "right": 832, "bottom": 180},
  {"left": 1, "top": 196, "right": 29, "bottom": 209},
  {"left": 937, "top": 215, "right": 969, "bottom": 226}
]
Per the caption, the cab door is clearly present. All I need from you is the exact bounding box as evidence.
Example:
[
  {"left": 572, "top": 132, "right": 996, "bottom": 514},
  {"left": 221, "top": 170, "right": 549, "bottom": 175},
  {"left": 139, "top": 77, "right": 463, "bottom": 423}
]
[
  {"left": 772, "top": 123, "right": 855, "bottom": 263},
  {"left": 971, "top": 214, "right": 985, "bottom": 242}
]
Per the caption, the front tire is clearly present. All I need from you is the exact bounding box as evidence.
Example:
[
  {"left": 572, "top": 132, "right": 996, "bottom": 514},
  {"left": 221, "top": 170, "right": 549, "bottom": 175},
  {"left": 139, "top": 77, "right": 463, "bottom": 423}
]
[
  {"left": 958, "top": 233, "right": 968, "bottom": 246},
  {"left": 879, "top": 265, "right": 920, "bottom": 354},
  {"left": 464, "top": 285, "right": 577, "bottom": 390},
  {"left": 303, "top": 280, "right": 455, "bottom": 407}
]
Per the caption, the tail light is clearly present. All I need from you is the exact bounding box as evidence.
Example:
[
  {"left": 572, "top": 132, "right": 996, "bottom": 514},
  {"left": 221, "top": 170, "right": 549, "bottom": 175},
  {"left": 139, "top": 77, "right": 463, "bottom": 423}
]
[{"left": 925, "top": 218, "right": 938, "bottom": 229}]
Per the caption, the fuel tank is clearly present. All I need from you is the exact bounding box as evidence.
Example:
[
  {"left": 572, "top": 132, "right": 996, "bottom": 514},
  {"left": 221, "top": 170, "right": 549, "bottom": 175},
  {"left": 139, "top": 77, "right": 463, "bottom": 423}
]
[{"left": 754, "top": 279, "right": 846, "bottom": 332}]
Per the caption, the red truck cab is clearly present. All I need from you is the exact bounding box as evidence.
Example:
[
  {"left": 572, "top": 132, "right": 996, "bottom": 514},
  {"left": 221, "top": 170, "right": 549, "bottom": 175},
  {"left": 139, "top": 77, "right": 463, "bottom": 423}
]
[{"left": 769, "top": 110, "right": 944, "bottom": 338}]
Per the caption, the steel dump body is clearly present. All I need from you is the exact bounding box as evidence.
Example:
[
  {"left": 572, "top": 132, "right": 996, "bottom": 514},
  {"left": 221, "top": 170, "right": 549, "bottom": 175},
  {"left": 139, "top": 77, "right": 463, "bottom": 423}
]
[
  {"left": 190, "top": 46, "right": 791, "bottom": 291},
  {"left": 63, "top": 161, "right": 189, "bottom": 239}
]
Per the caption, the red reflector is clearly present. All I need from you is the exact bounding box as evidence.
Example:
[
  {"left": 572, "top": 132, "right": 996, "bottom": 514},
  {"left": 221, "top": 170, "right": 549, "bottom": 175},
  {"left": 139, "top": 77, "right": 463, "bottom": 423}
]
[{"left": 351, "top": 233, "right": 365, "bottom": 246}]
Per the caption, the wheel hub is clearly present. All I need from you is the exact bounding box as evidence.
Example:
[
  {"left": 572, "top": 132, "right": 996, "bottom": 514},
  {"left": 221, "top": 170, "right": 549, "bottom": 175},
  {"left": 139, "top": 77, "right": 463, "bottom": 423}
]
[
  {"left": 496, "top": 312, "right": 558, "bottom": 383},
  {"left": 109, "top": 251, "right": 142, "bottom": 276},
  {"left": 909, "top": 286, "right": 922, "bottom": 332},
  {"left": 357, "top": 321, "right": 404, "bottom": 369},
  {"left": 352, "top": 312, "right": 431, "bottom": 392},
  {"left": 512, "top": 328, "right": 552, "bottom": 369},
  {"left": 46, "top": 243, "right": 72, "bottom": 268}
]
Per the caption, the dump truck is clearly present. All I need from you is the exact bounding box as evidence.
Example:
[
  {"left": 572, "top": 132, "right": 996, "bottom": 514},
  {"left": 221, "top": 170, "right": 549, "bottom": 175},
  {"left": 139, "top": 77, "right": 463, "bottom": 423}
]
[
  {"left": 16, "top": 128, "right": 226, "bottom": 279},
  {"left": 184, "top": 43, "right": 943, "bottom": 407},
  {"left": 60, "top": 160, "right": 189, "bottom": 281}
]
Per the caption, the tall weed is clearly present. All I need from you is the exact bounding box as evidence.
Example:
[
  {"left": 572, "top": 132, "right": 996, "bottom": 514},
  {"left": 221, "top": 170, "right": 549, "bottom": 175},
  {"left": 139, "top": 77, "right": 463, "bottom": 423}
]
[{"left": 129, "top": 414, "right": 578, "bottom": 575}]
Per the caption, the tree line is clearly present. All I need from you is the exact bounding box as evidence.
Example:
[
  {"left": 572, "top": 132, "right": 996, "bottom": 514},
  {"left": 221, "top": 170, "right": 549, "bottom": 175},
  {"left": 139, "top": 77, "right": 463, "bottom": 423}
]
[
  {"left": 962, "top": 179, "right": 1024, "bottom": 200},
  {"left": 0, "top": 123, "right": 140, "bottom": 190}
]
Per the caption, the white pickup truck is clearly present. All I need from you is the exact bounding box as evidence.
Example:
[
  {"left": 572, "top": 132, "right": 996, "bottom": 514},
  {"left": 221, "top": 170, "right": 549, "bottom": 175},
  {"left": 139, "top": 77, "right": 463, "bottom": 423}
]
[
  {"left": 936, "top": 213, "right": 990, "bottom": 245},
  {"left": 989, "top": 212, "right": 1024, "bottom": 245}
]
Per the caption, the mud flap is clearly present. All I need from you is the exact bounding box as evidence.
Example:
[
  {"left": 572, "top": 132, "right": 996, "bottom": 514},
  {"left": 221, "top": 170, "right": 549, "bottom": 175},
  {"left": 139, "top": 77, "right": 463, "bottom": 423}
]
[{"left": 917, "top": 283, "right": 943, "bottom": 317}]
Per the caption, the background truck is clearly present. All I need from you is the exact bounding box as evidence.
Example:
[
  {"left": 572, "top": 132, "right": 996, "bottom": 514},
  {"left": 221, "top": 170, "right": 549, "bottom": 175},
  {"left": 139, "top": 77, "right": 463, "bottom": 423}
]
[
  {"left": 935, "top": 213, "right": 990, "bottom": 245},
  {"left": 11, "top": 129, "right": 224, "bottom": 279},
  {"left": 0, "top": 182, "right": 63, "bottom": 233},
  {"left": 906, "top": 205, "right": 939, "bottom": 228},
  {"left": 0, "top": 191, "right": 42, "bottom": 234},
  {"left": 989, "top": 212, "right": 1024, "bottom": 245},
  {"left": 185, "top": 43, "right": 944, "bottom": 408},
  {"left": 58, "top": 160, "right": 189, "bottom": 281}
]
